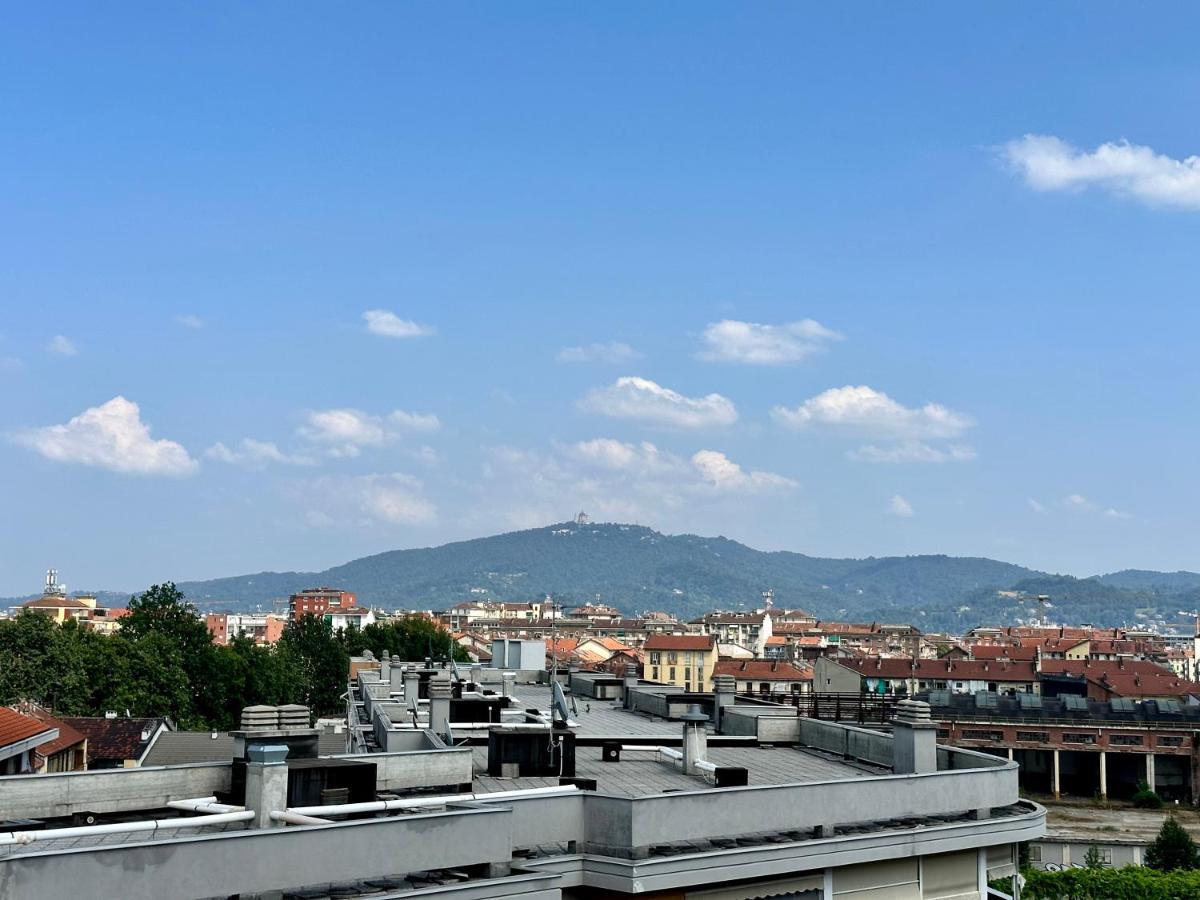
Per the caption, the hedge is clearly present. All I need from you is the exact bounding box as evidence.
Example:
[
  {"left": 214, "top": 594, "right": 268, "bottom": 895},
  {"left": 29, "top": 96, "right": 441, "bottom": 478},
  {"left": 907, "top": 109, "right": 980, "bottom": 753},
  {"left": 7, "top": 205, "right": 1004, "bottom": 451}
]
[{"left": 1023, "top": 866, "right": 1200, "bottom": 899}]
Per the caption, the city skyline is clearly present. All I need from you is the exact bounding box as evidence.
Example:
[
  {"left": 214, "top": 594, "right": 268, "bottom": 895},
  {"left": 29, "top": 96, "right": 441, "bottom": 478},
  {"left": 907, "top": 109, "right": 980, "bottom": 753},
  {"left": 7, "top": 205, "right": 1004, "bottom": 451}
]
[{"left": 3, "top": 6, "right": 1200, "bottom": 594}]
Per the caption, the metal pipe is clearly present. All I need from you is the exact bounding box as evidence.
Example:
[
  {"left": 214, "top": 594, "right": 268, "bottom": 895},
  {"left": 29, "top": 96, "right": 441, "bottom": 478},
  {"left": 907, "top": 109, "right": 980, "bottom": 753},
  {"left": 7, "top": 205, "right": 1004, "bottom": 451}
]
[
  {"left": 286, "top": 784, "right": 578, "bottom": 817},
  {"left": 167, "top": 797, "right": 245, "bottom": 814},
  {"left": 620, "top": 744, "right": 683, "bottom": 763},
  {"left": 0, "top": 811, "right": 254, "bottom": 847},
  {"left": 270, "top": 811, "right": 334, "bottom": 826}
]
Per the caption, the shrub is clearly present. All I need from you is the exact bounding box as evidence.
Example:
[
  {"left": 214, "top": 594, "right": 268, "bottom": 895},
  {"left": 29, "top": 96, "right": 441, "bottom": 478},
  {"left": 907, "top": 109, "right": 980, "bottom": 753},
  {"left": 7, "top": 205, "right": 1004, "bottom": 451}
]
[
  {"left": 1132, "top": 788, "right": 1164, "bottom": 809},
  {"left": 1024, "top": 866, "right": 1200, "bottom": 899}
]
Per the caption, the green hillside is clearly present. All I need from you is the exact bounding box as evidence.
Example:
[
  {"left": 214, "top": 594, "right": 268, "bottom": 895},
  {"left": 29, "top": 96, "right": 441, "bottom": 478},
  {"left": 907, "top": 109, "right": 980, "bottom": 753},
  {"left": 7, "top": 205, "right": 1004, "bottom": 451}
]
[
  {"left": 10, "top": 522, "right": 1193, "bottom": 631},
  {"left": 170, "top": 521, "right": 1043, "bottom": 622}
]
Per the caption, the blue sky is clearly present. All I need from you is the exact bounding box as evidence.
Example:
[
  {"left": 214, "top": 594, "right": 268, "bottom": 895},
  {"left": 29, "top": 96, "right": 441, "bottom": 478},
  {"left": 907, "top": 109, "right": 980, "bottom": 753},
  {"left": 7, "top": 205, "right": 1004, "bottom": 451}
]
[{"left": 2, "top": 5, "right": 1199, "bottom": 595}]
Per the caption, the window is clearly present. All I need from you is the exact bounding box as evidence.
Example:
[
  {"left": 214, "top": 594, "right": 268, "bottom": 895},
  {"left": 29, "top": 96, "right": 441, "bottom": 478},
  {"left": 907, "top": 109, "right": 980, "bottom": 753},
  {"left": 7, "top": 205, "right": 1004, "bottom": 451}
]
[
  {"left": 1062, "top": 733, "right": 1096, "bottom": 745},
  {"left": 1028, "top": 846, "right": 1042, "bottom": 863},
  {"left": 962, "top": 729, "right": 1004, "bottom": 741},
  {"left": 649, "top": 652, "right": 661, "bottom": 665},
  {"left": 669, "top": 667, "right": 676, "bottom": 682},
  {"left": 1110, "top": 734, "right": 1142, "bottom": 746},
  {"left": 668, "top": 652, "right": 678, "bottom": 664},
  {"left": 1016, "top": 731, "right": 1050, "bottom": 742},
  {"left": 1157, "top": 736, "right": 1184, "bottom": 747}
]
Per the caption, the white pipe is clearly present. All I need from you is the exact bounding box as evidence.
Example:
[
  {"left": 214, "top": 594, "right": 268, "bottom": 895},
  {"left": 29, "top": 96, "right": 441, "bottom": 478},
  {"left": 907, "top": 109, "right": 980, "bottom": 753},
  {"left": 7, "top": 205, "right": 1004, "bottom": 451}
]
[
  {"left": 0, "top": 811, "right": 255, "bottom": 847},
  {"left": 167, "top": 797, "right": 245, "bottom": 814},
  {"left": 620, "top": 744, "right": 683, "bottom": 763},
  {"left": 286, "top": 784, "right": 578, "bottom": 817},
  {"left": 270, "top": 811, "right": 334, "bottom": 826}
]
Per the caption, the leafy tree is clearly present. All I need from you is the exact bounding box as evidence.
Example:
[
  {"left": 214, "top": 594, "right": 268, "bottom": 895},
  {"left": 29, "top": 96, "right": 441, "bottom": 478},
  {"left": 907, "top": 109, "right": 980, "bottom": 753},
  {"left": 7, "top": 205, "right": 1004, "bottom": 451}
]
[
  {"left": 279, "top": 615, "right": 348, "bottom": 716},
  {"left": 1083, "top": 845, "right": 1106, "bottom": 869},
  {"left": 342, "top": 616, "right": 468, "bottom": 664},
  {"left": 1146, "top": 816, "right": 1200, "bottom": 872}
]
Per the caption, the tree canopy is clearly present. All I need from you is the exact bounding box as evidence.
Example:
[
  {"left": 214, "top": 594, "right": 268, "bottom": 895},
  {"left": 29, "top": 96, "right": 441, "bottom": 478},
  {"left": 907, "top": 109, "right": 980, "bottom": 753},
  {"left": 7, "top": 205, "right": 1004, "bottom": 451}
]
[{"left": 0, "top": 585, "right": 460, "bottom": 728}]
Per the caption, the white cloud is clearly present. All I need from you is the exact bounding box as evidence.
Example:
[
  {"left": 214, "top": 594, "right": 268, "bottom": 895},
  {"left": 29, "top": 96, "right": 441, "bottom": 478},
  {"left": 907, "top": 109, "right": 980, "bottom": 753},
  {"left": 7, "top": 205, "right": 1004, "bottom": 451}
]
[
  {"left": 580, "top": 376, "right": 738, "bottom": 429},
  {"left": 387, "top": 409, "right": 441, "bottom": 433},
  {"left": 363, "top": 309, "right": 435, "bottom": 338},
  {"left": 1062, "top": 494, "right": 1131, "bottom": 519},
  {"left": 175, "top": 314, "right": 204, "bottom": 329},
  {"left": 848, "top": 441, "right": 976, "bottom": 464},
  {"left": 772, "top": 385, "right": 971, "bottom": 439},
  {"left": 698, "top": 319, "right": 842, "bottom": 365},
  {"left": 1003, "top": 134, "right": 1200, "bottom": 210},
  {"left": 690, "top": 449, "right": 797, "bottom": 492},
  {"left": 557, "top": 341, "right": 642, "bottom": 364},
  {"left": 46, "top": 335, "right": 78, "bottom": 356},
  {"left": 887, "top": 495, "right": 914, "bottom": 517},
  {"left": 12, "top": 396, "right": 198, "bottom": 476},
  {"left": 299, "top": 473, "right": 435, "bottom": 526},
  {"left": 206, "top": 438, "right": 313, "bottom": 467},
  {"left": 299, "top": 407, "right": 440, "bottom": 456},
  {"left": 1028, "top": 498, "right": 1047, "bottom": 514},
  {"left": 478, "top": 438, "right": 794, "bottom": 530}
]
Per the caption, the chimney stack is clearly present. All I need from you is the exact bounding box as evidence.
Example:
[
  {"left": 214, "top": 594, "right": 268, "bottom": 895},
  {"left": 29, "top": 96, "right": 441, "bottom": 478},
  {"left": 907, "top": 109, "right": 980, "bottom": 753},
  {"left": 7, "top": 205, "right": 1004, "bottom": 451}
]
[
  {"left": 429, "top": 672, "right": 452, "bottom": 738},
  {"left": 713, "top": 674, "right": 737, "bottom": 733},
  {"left": 892, "top": 699, "right": 937, "bottom": 775},
  {"left": 404, "top": 667, "right": 421, "bottom": 713},
  {"left": 680, "top": 704, "right": 709, "bottom": 775},
  {"left": 245, "top": 743, "right": 289, "bottom": 829}
]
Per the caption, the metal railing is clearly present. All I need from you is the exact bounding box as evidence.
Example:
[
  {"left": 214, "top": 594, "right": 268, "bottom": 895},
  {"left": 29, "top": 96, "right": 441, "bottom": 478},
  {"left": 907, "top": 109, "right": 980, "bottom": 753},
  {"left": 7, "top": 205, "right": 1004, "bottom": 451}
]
[{"left": 740, "top": 691, "right": 903, "bottom": 725}]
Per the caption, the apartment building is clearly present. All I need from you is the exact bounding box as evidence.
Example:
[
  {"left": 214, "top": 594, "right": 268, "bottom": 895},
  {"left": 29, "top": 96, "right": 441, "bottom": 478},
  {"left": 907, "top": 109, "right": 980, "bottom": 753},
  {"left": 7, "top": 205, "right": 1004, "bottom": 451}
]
[{"left": 644, "top": 633, "right": 717, "bottom": 690}]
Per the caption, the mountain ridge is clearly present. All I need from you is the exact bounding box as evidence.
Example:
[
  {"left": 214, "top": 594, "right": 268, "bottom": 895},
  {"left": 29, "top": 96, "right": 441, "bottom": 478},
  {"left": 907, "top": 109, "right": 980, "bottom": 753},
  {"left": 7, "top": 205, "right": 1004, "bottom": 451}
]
[{"left": 6, "top": 523, "right": 1196, "bottom": 631}]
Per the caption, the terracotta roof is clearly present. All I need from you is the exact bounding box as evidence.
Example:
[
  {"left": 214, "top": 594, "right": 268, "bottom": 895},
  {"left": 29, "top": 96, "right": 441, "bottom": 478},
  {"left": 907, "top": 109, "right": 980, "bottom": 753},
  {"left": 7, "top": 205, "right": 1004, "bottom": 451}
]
[
  {"left": 714, "top": 659, "right": 812, "bottom": 680},
  {"left": 1039, "top": 659, "right": 1200, "bottom": 699},
  {"left": 644, "top": 634, "right": 715, "bottom": 651},
  {"left": 837, "top": 657, "right": 1038, "bottom": 682},
  {"left": 60, "top": 717, "right": 167, "bottom": 766},
  {"left": 0, "top": 707, "right": 57, "bottom": 751},
  {"left": 23, "top": 708, "right": 86, "bottom": 760},
  {"left": 970, "top": 644, "right": 1038, "bottom": 661}
]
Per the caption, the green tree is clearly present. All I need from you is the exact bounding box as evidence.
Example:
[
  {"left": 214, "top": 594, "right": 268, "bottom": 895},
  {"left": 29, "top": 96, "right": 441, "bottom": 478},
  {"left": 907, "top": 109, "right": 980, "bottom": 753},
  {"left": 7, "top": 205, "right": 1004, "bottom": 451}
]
[
  {"left": 1146, "top": 816, "right": 1200, "bottom": 871},
  {"left": 345, "top": 616, "right": 468, "bottom": 664},
  {"left": 279, "top": 615, "right": 348, "bottom": 716},
  {"left": 1082, "top": 845, "right": 1106, "bottom": 869}
]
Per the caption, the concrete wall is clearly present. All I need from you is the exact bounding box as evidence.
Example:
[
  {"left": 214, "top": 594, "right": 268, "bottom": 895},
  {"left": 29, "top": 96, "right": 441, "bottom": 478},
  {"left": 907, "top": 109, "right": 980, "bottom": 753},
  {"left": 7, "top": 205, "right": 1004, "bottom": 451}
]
[
  {"left": 0, "top": 806, "right": 514, "bottom": 900},
  {"left": 334, "top": 748, "right": 474, "bottom": 792},
  {"left": 0, "top": 763, "right": 231, "bottom": 820}
]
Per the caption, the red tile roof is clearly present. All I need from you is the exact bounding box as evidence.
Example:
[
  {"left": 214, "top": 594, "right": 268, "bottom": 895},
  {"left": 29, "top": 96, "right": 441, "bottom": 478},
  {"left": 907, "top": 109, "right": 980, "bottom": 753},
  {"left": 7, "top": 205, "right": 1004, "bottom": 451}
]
[
  {"left": 60, "top": 717, "right": 166, "bottom": 766},
  {"left": 644, "top": 634, "right": 716, "bottom": 651},
  {"left": 0, "top": 707, "right": 57, "bottom": 751},
  {"left": 837, "top": 657, "right": 1038, "bottom": 682},
  {"left": 714, "top": 659, "right": 812, "bottom": 681},
  {"left": 24, "top": 708, "right": 86, "bottom": 760}
]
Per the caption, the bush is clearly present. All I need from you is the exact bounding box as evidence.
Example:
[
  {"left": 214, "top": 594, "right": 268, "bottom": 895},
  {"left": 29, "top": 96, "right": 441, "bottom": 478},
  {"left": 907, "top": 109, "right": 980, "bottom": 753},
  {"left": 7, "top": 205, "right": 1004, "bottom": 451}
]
[
  {"left": 1132, "top": 788, "right": 1164, "bottom": 809},
  {"left": 1024, "top": 867, "right": 1200, "bottom": 899}
]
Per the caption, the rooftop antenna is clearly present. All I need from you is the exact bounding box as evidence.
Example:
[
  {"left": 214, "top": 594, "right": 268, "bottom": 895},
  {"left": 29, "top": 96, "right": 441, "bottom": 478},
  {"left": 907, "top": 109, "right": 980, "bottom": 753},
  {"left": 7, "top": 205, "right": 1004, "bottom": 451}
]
[
  {"left": 762, "top": 589, "right": 775, "bottom": 611},
  {"left": 45, "top": 569, "right": 66, "bottom": 598}
]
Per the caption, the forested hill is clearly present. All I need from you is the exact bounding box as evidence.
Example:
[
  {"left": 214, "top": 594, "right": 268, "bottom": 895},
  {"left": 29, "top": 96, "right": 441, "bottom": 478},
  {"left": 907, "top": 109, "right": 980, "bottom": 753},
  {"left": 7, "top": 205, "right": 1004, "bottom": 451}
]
[
  {"left": 6, "top": 523, "right": 1196, "bottom": 630},
  {"left": 166, "top": 522, "right": 1045, "bottom": 621}
]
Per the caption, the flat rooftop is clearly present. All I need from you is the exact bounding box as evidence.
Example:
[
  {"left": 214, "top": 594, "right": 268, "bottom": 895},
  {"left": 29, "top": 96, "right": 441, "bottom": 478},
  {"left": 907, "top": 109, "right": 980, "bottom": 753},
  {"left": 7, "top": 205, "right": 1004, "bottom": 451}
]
[{"left": 471, "top": 743, "right": 883, "bottom": 797}]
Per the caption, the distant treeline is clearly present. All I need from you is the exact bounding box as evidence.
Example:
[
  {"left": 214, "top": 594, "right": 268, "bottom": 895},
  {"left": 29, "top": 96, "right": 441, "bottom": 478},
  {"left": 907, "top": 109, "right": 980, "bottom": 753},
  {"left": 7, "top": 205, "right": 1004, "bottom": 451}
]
[{"left": 0, "top": 583, "right": 464, "bottom": 729}]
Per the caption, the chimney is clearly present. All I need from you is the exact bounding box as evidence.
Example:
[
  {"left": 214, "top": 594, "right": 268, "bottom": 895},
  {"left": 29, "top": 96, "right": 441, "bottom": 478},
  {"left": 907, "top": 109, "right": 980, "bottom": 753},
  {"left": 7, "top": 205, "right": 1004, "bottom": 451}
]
[
  {"left": 501, "top": 671, "right": 516, "bottom": 699},
  {"left": 713, "top": 674, "right": 737, "bottom": 733},
  {"left": 379, "top": 653, "right": 391, "bottom": 684},
  {"left": 245, "top": 743, "right": 289, "bottom": 828},
  {"left": 680, "top": 704, "right": 709, "bottom": 776},
  {"left": 429, "top": 672, "right": 452, "bottom": 738},
  {"left": 622, "top": 672, "right": 639, "bottom": 709},
  {"left": 404, "top": 667, "right": 421, "bottom": 713},
  {"left": 893, "top": 699, "right": 937, "bottom": 775}
]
